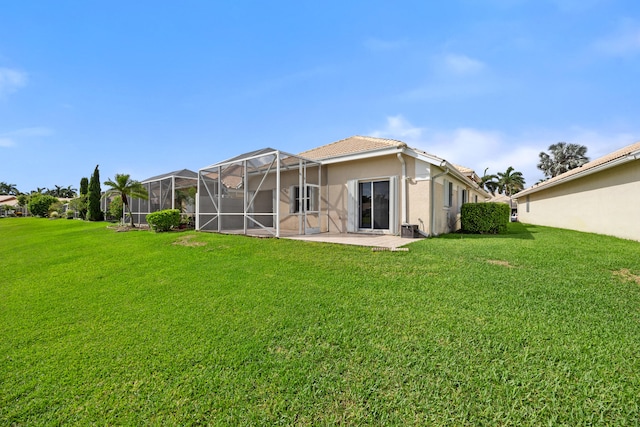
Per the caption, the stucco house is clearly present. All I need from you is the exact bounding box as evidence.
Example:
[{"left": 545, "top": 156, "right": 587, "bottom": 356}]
[
  {"left": 196, "top": 136, "right": 490, "bottom": 237},
  {"left": 513, "top": 141, "right": 640, "bottom": 241},
  {"left": 0, "top": 195, "right": 19, "bottom": 207}
]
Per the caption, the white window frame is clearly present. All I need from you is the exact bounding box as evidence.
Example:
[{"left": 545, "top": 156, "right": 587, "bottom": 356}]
[
  {"left": 444, "top": 179, "right": 453, "bottom": 207},
  {"left": 290, "top": 185, "right": 318, "bottom": 214}
]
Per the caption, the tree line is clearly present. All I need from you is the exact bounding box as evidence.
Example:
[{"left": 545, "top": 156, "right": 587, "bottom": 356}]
[
  {"left": 1, "top": 166, "right": 149, "bottom": 226},
  {"left": 479, "top": 142, "right": 589, "bottom": 196},
  {"left": 3, "top": 141, "right": 590, "bottom": 218}
]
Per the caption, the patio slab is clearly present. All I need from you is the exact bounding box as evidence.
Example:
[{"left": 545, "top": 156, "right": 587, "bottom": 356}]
[{"left": 284, "top": 233, "right": 422, "bottom": 249}]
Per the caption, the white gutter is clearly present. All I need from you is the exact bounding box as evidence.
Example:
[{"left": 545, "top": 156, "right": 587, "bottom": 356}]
[{"left": 397, "top": 153, "right": 408, "bottom": 225}]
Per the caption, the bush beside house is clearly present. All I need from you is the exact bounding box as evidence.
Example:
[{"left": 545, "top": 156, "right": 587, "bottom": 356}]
[
  {"left": 461, "top": 202, "right": 509, "bottom": 234},
  {"left": 146, "top": 209, "right": 181, "bottom": 232}
]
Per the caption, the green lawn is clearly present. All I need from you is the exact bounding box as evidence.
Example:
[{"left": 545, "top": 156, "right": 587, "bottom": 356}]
[{"left": 1, "top": 218, "right": 639, "bottom": 425}]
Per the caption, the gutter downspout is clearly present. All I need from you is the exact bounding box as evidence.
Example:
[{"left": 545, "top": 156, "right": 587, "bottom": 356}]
[
  {"left": 430, "top": 161, "right": 450, "bottom": 237},
  {"left": 397, "top": 153, "right": 407, "bottom": 226}
]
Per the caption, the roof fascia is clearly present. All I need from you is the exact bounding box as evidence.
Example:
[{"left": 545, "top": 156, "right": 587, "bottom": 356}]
[
  {"left": 317, "top": 146, "right": 404, "bottom": 164},
  {"left": 437, "top": 158, "right": 491, "bottom": 198},
  {"left": 142, "top": 174, "right": 198, "bottom": 184},
  {"left": 514, "top": 150, "right": 640, "bottom": 199},
  {"left": 200, "top": 149, "right": 321, "bottom": 172}
]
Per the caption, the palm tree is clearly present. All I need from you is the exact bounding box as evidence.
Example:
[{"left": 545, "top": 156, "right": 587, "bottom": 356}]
[
  {"left": 103, "top": 174, "right": 149, "bottom": 227},
  {"left": 538, "top": 142, "right": 589, "bottom": 179},
  {"left": 480, "top": 168, "right": 499, "bottom": 196},
  {"left": 60, "top": 185, "right": 77, "bottom": 198},
  {"left": 0, "top": 182, "right": 19, "bottom": 195},
  {"left": 496, "top": 166, "right": 526, "bottom": 197},
  {"left": 47, "top": 185, "right": 63, "bottom": 197}
]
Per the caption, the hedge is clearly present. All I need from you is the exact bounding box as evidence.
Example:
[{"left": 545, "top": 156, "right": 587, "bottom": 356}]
[
  {"left": 460, "top": 202, "right": 509, "bottom": 234},
  {"left": 146, "top": 209, "right": 181, "bottom": 232}
]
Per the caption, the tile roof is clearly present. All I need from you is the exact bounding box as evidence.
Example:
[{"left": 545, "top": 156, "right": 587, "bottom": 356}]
[
  {"left": 299, "top": 135, "right": 407, "bottom": 160},
  {"left": 0, "top": 195, "right": 18, "bottom": 206},
  {"left": 453, "top": 164, "right": 474, "bottom": 174},
  {"left": 143, "top": 169, "right": 198, "bottom": 183},
  {"left": 516, "top": 141, "right": 640, "bottom": 197}
]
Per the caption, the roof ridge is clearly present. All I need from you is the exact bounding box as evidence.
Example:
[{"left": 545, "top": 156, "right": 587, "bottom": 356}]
[
  {"left": 517, "top": 140, "right": 640, "bottom": 195},
  {"left": 301, "top": 135, "right": 405, "bottom": 151}
]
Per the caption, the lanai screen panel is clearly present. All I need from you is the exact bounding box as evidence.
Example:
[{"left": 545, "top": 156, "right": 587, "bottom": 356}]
[
  {"left": 129, "top": 170, "right": 197, "bottom": 225},
  {"left": 197, "top": 149, "right": 322, "bottom": 237}
]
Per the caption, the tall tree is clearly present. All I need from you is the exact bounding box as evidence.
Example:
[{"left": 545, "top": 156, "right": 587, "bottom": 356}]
[
  {"left": 87, "top": 165, "right": 104, "bottom": 221},
  {"left": 103, "top": 173, "right": 148, "bottom": 227},
  {"left": 0, "top": 182, "right": 19, "bottom": 195},
  {"left": 496, "top": 166, "right": 526, "bottom": 197},
  {"left": 77, "top": 177, "right": 89, "bottom": 220},
  {"left": 80, "top": 177, "right": 89, "bottom": 196},
  {"left": 479, "top": 168, "right": 499, "bottom": 196},
  {"left": 538, "top": 142, "right": 589, "bottom": 179}
]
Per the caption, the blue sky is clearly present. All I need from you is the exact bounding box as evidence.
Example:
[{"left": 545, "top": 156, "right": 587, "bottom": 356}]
[{"left": 2, "top": 0, "right": 640, "bottom": 193}]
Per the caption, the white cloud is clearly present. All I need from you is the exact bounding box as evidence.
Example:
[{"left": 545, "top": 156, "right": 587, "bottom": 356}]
[
  {"left": 371, "top": 115, "right": 423, "bottom": 140},
  {"left": 0, "top": 67, "right": 27, "bottom": 96},
  {"left": 0, "top": 137, "right": 15, "bottom": 147},
  {"left": 0, "top": 127, "right": 54, "bottom": 149},
  {"left": 594, "top": 22, "right": 640, "bottom": 56},
  {"left": 371, "top": 115, "right": 640, "bottom": 187},
  {"left": 441, "top": 53, "right": 486, "bottom": 75},
  {"left": 400, "top": 53, "right": 490, "bottom": 101}
]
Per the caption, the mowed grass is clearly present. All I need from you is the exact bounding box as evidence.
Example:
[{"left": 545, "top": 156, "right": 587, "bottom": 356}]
[{"left": 1, "top": 218, "right": 639, "bottom": 425}]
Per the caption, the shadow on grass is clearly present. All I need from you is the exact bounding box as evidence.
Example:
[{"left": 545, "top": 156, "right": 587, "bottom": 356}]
[{"left": 438, "top": 222, "right": 536, "bottom": 240}]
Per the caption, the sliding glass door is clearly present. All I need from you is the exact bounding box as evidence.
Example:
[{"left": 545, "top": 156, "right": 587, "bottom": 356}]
[{"left": 359, "top": 180, "right": 390, "bottom": 230}]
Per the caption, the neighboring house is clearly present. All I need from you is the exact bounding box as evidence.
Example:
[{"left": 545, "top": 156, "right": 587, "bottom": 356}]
[
  {"left": 0, "top": 195, "right": 19, "bottom": 217},
  {"left": 0, "top": 195, "right": 19, "bottom": 207},
  {"left": 196, "top": 136, "right": 490, "bottom": 237},
  {"left": 488, "top": 193, "right": 518, "bottom": 216},
  {"left": 128, "top": 169, "right": 198, "bottom": 224},
  {"left": 514, "top": 141, "right": 640, "bottom": 241}
]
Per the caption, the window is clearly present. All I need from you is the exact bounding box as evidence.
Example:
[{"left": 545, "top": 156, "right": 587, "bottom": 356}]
[
  {"left": 347, "top": 177, "right": 397, "bottom": 234},
  {"left": 359, "top": 180, "right": 390, "bottom": 230},
  {"left": 459, "top": 188, "right": 467, "bottom": 213},
  {"left": 444, "top": 179, "right": 453, "bottom": 207},
  {"left": 291, "top": 185, "right": 318, "bottom": 213}
]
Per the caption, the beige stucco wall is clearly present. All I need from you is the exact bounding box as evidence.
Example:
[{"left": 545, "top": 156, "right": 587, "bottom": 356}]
[
  {"left": 246, "top": 167, "right": 322, "bottom": 233},
  {"left": 516, "top": 160, "right": 640, "bottom": 241},
  {"left": 324, "top": 155, "right": 486, "bottom": 235},
  {"left": 200, "top": 154, "right": 487, "bottom": 236},
  {"left": 324, "top": 154, "right": 402, "bottom": 233}
]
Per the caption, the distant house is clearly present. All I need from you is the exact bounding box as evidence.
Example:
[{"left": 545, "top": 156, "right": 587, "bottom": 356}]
[
  {"left": 196, "top": 136, "right": 490, "bottom": 237},
  {"left": 0, "top": 195, "right": 29, "bottom": 217},
  {"left": 514, "top": 141, "right": 640, "bottom": 241},
  {"left": 0, "top": 195, "right": 19, "bottom": 217},
  {"left": 0, "top": 195, "right": 19, "bottom": 207}
]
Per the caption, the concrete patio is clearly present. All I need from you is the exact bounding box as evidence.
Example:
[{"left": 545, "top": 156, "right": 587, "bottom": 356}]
[{"left": 284, "top": 232, "right": 422, "bottom": 249}]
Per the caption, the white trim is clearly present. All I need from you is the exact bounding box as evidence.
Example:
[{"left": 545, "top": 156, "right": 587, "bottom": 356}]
[
  {"left": 346, "top": 179, "right": 357, "bottom": 233},
  {"left": 514, "top": 151, "right": 640, "bottom": 199}
]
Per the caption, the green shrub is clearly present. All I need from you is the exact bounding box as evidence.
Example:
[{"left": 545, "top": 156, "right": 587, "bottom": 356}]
[
  {"left": 66, "top": 210, "right": 75, "bottom": 219},
  {"left": 107, "top": 196, "right": 123, "bottom": 222},
  {"left": 49, "top": 211, "right": 59, "bottom": 219},
  {"left": 28, "top": 194, "right": 58, "bottom": 217},
  {"left": 461, "top": 202, "right": 509, "bottom": 234},
  {"left": 146, "top": 209, "right": 181, "bottom": 232}
]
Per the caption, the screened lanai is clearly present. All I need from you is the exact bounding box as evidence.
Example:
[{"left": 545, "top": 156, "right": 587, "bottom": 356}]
[
  {"left": 129, "top": 169, "right": 198, "bottom": 225},
  {"left": 197, "top": 148, "right": 323, "bottom": 237}
]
